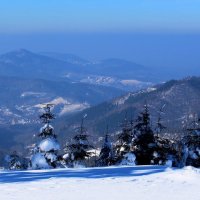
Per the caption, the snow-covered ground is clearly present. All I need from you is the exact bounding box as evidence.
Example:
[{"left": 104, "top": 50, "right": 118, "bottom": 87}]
[{"left": 0, "top": 166, "right": 199, "bottom": 200}]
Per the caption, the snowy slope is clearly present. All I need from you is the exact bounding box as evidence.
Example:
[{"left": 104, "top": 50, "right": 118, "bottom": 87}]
[{"left": 0, "top": 166, "right": 199, "bottom": 200}]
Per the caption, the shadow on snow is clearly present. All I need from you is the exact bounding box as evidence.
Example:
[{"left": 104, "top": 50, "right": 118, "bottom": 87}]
[{"left": 0, "top": 165, "right": 170, "bottom": 183}]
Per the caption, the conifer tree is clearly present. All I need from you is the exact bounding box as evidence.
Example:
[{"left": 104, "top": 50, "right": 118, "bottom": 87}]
[
  {"left": 30, "top": 104, "right": 60, "bottom": 169},
  {"left": 152, "top": 136, "right": 175, "bottom": 166},
  {"left": 115, "top": 115, "right": 136, "bottom": 165},
  {"left": 97, "top": 126, "right": 114, "bottom": 166},
  {"left": 155, "top": 105, "right": 166, "bottom": 137},
  {"left": 173, "top": 139, "right": 188, "bottom": 168},
  {"left": 133, "top": 104, "right": 156, "bottom": 165},
  {"left": 151, "top": 105, "right": 173, "bottom": 166},
  {"left": 183, "top": 114, "right": 200, "bottom": 167},
  {"left": 64, "top": 118, "right": 94, "bottom": 167}
]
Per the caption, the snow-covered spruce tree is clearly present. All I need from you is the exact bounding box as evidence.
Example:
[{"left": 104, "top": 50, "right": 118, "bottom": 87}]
[
  {"left": 183, "top": 117, "right": 200, "bottom": 167},
  {"left": 172, "top": 139, "right": 188, "bottom": 168},
  {"left": 97, "top": 127, "right": 115, "bottom": 166},
  {"left": 133, "top": 104, "right": 156, "bottom": 165},
  {"left": 152, "top": 136, "right": 176, "bottom": 167},
  {"left": 114, "top": 117, "right": 136, "bottom": 165},
  {"left": 30, "top": 104, "right": 60, "bottom": 169},
  {"left": 63, "top": 119, "right": 94, "bottom": 168},
  {"left": 151, "top": 105, "right": 175, "bottom": 166},
  {"left": 5, "top": 151, "right": 23, "bottom": 170},
  {"left": 171, "top": 115, "right": 200, "bottom": 168}
]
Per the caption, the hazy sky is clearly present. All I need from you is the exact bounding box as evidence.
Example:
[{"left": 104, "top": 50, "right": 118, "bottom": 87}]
[
  {"left": 0, "top": 0, "right": 200, "bottom": 68},
  {"left": 1, "top": 0, "right": 200, "bottom": 33}
]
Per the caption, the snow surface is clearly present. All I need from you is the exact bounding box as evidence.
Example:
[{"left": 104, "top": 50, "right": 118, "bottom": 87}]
[
  {"left": 80, "top": 75, "right": 152, "bottom": 90},
  {"left": 21, "top": 92, "right": 46, "bottom": 98},
  {"left": 35, "top": 97, "right": 90, "bottom": 116},
  {"left": 38, "top": 138, "right": 60, "bottom": 152},
  {"left": 39, "top": 124, "right": 54, "bottom": 133},
  {"left": 0, "top": 166, "right": 199, "bottom": 200},
  {"left": 121, "top": 79, "right": 143, "bottom": 85},
  {"left": 114, "top": 93, "right": 132, "bottom": 105},
  {"left": 31, "top": 153, "right": 49, "bottom": 169}
]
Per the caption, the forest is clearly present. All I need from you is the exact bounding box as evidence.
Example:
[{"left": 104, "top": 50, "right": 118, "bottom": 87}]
[{"left": 4, "top": 103, "right": 200, "bottom": 170}]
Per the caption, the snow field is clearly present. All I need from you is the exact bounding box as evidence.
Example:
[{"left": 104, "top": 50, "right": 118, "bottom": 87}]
[{"left": 0, "top": 166, "right": 199, "bottom": 200}]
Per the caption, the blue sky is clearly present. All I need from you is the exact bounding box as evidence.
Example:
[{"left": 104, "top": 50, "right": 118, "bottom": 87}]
[
  {"left": 1, "top": 0, "right": 200, "bottom": 33},
  {"left": 0, "top": 0, "right": 200, "bottom": 70}
]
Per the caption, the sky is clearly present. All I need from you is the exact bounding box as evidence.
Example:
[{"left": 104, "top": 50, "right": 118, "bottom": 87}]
[
  {"left": 0, "top": 0, "right": 200, "bottom": 68},
  {"left": 1, "top": 0, "right": 200, "bottom": 33}
]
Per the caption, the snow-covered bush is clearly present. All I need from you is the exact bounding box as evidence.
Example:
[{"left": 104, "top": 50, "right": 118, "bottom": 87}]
[
  {"left": 120, "top": 152, "right": 136, "bottom": 166},
  {"left": 5, "top": 151, "right": 27, "bottom": 170}
]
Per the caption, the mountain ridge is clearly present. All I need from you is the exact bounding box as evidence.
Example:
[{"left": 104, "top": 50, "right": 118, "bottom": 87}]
[
  {"left": 56, "top": 76, "right": 200, "bottom": 138},
  {"left": 0, "top": 49, "right": 154, "bottom": 91}
]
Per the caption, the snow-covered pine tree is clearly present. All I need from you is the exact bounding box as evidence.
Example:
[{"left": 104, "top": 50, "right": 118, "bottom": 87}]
[
  {"left": 63, "top": 118, "right": 94, "bottom": 168},
  {"left": 97, "top": 126, "right": 115, "bottom": 166},
  {"left": 30, "top": 104, "right": 60, "bottom": 169},
  {"left": 133, "top": 104, "right": 156, "bottom": 165},
  {"left": 114, "top": 116, "right": 136, "bottom": 165}
]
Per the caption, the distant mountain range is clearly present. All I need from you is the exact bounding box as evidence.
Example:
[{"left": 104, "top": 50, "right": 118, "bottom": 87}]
[
  {"left": 0, "top": 49, "right": 154, "bottom": 91},
  {"left": 0, "top": 76, "right": 125, "bottom": 125},
  {"left": 0, "top": 48, "right": 162, "bottom": 127},
  {"left": 40, "top": 52, "right": 90, "bottom": 65},
  {"left": 56, "top": 76, "right": 200, "bottom": 138}
]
